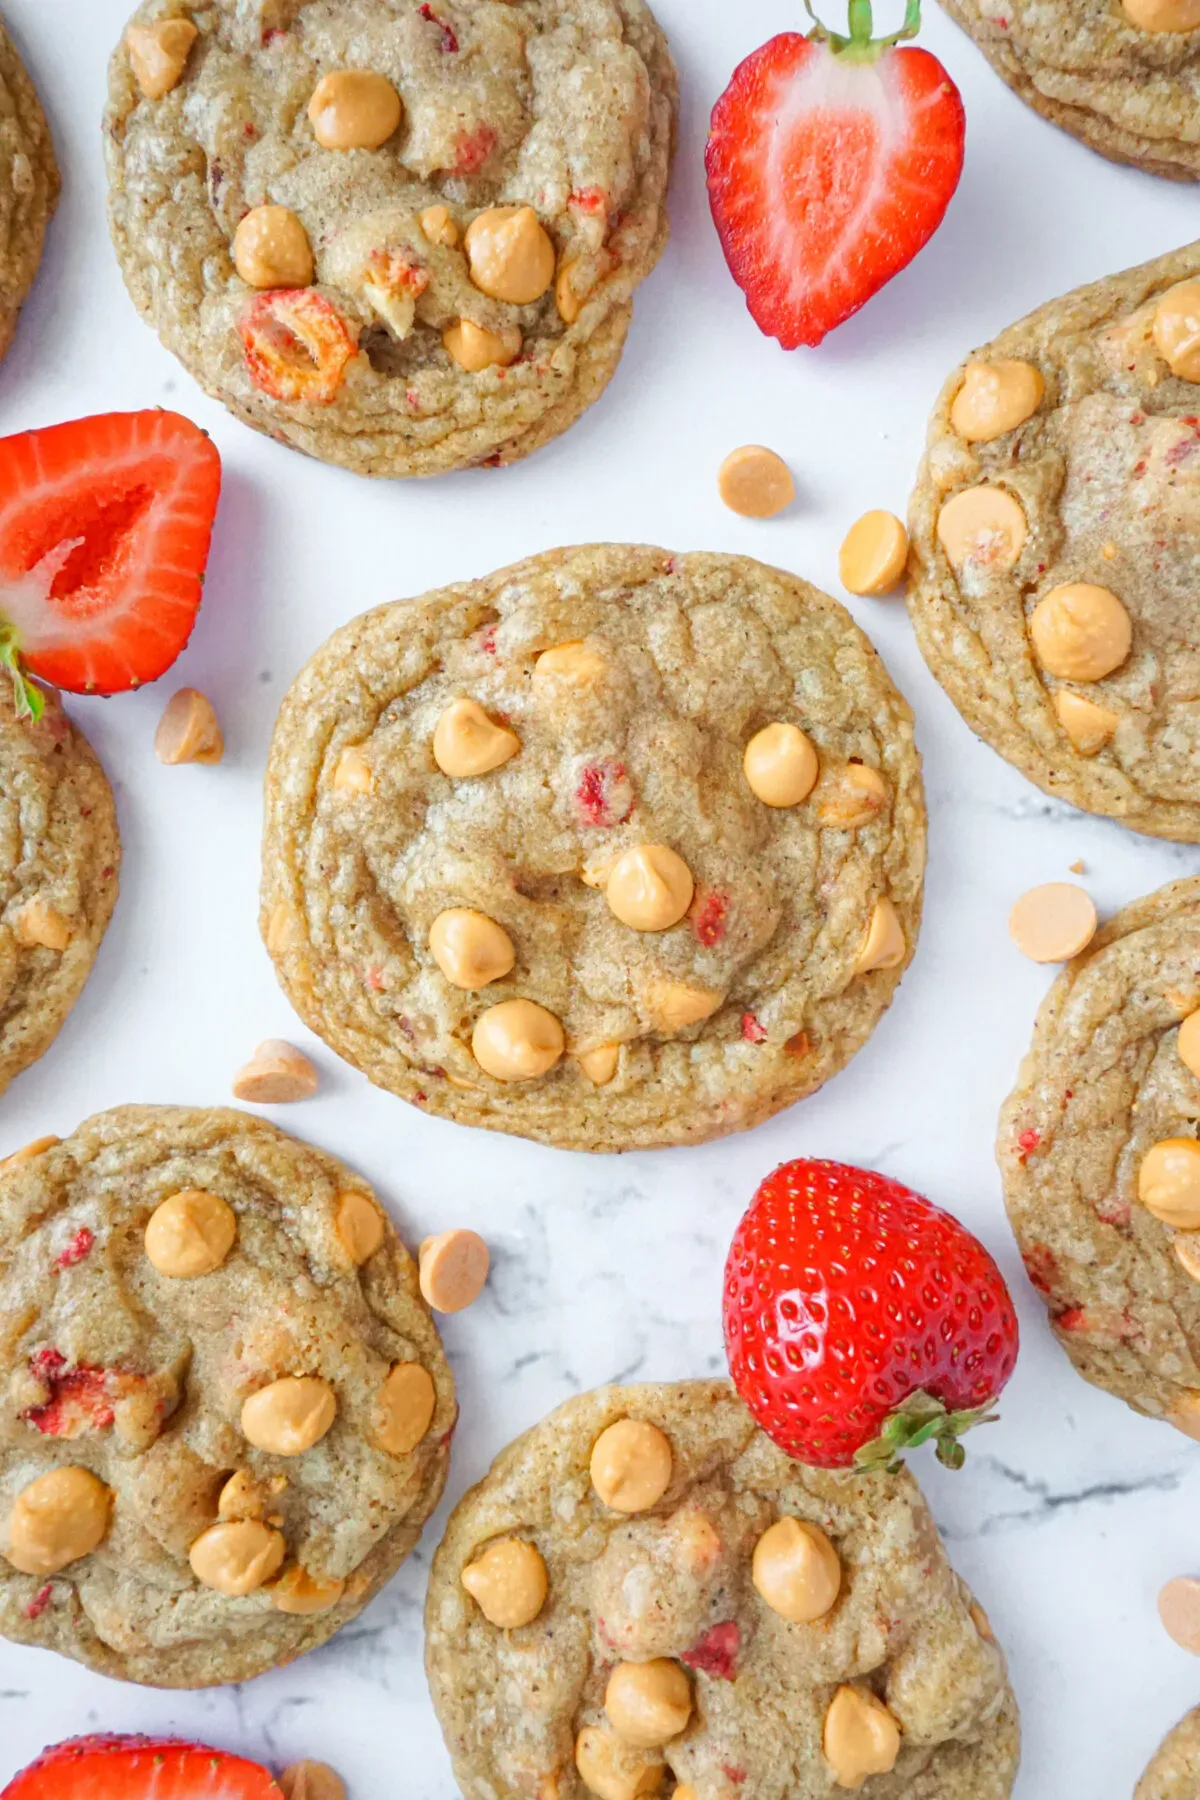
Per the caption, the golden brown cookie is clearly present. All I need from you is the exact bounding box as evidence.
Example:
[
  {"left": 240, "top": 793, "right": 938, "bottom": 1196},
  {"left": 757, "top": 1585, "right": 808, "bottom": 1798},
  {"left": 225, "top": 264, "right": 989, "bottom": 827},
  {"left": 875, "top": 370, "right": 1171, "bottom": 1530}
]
[
  {"left": 0, "top": 13, "right": 58, "bottom": 364},
  {"left": 0, "top": 1106, "right": 455, "bottom": 1687},
  {"left": 260, "top": 546, "right": 926, "bottom": 1151},
  {"left": 427, "top": 1381, "right": 1019, "bottom": 1800}
]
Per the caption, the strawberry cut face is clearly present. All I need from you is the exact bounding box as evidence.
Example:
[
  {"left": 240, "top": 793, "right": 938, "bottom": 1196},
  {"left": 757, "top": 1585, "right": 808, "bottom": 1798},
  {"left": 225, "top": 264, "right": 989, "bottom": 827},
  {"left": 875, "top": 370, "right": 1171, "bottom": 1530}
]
[
  {"left": 0, "top": 411, "right": 221, "bottom": 699},
  {"left": 706, "top": 33, "right": 965, "bottom": 348},
  {"left": 0, "top": 1735, "right": 280, "bottom": 1800}
]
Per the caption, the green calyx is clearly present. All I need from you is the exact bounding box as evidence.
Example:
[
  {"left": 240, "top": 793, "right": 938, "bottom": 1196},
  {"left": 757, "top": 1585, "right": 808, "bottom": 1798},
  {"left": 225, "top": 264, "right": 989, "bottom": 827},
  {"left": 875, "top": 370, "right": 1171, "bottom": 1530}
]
[
  {"left": 853, "top": 1389, "right": 998, "bottom": 1473},
  {"left": 0, "top": 628, "right": 44, "bottom": 724},
  {"left": 803, "top": 0, "right": 923, "bottom": 61}
]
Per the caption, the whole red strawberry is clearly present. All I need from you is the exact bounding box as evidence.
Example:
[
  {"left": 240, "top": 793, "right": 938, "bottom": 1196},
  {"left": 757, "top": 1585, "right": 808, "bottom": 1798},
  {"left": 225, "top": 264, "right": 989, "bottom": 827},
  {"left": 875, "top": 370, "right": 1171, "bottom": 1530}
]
[
  {"left": 706, "top": 1, "right": 966, "bottom": 348},
  {"left": 724, "top": 1160, "right": 1018, "bottom": 1469}
]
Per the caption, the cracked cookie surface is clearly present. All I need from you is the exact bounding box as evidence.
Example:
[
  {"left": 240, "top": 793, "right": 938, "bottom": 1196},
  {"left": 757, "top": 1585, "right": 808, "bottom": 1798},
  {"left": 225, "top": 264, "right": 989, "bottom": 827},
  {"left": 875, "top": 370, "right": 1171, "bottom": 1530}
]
[
  {"left": 939, "top": 0, "right": 1200, "bottom": 180},
  {"left": 0, "top": 1105, "right": 454, "bottom": 1687},
  {"left": 104, "top": 0, "right": 676, "bottom": 476},
  {"left": 909, "top": 241, "right": 1200, "bottom": 841},
  {"left": 0, "top": 691, "right": 119, "bottom": 1103},
  {"left": 426, "top": 1380, "right": 1019, "bottom": 1800},
  {"left": 260, "top": 545, "right": 925, "bottom": 1152},
  {"left": 998, "top": 877, "right": 1200, "bottom": 1432},
  {"left": 0, "top": 15, "right": 58, "bottom": 364}
]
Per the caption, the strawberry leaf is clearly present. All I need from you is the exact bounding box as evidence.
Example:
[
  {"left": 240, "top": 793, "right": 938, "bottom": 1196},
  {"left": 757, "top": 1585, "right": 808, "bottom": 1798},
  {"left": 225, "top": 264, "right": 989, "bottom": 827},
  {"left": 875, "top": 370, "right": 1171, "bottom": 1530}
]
[
  {"left": 853, "top": 1389, "right": 999, "bottom": 1473},
  {"left": 0, "top": 631, "right": 44, "bottom": 724}
]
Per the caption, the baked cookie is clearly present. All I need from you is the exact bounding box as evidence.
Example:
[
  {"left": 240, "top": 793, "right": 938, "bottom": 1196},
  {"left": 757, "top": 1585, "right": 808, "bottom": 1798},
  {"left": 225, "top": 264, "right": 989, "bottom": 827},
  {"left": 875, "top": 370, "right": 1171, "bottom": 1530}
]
[
  {"left": 0, "top": 1106, "right": 455, "bottom": 1687},
  {"left": 426, "top": 1380, "right": 1020, "bottom": 1800},
  {"left": 104, "top": 0, "right": 676, "bottom": 478},
  {"left": 0, "top": 690, "right": 119, "bottom": 1102},
  {"left": 998, "top": 876, "right": 1200, "bottom": 1435},
  {"left": 260, "top": 546, "right": 925, "bottom": 1152},
  {"left": 939, "top": 0, "right": 1200, "bottom": 181},
  {"left": 1137, "top": 1708, "right": 1200, "bottom": 1799},
  {"left": 909, "top": 240, "right": 1200, "bottom": 842},
  {"left": 0, "top": 13, "right": 58, "bottom": 365}
]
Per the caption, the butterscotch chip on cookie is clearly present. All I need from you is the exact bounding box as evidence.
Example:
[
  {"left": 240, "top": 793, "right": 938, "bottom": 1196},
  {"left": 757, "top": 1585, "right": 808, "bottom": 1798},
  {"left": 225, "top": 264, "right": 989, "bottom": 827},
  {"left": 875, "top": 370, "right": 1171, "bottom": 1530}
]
[
  {"left": 0, "top": 17, "right": 58, "bottom": 365},
  {"left": 0, "top": 690, "right": 119, "bottom": 1101},
  {"left": 0, "top": 1106, "right": 454, "bottom": 1686},
  {"left": 1137, "top": 1706, "right": 1200, "bottom": 1798},
  {"left": 938, "top": 0, "right": 1200, "bottom": 181},
  {"left": 909, "top": 242, "right": 1200, "bottom": 842},
  {"left": 104, "top": 1, "right": 677, "bottom": 478},
  {"left": 259, "top": 546, "right": 925, "bottom": 1152},
  {"left": 426, "top": 1381, "right": 1020, "bottom": 1800},
  {"left": 998, "top": 876, "right": 1200, "bottom": 1429}
]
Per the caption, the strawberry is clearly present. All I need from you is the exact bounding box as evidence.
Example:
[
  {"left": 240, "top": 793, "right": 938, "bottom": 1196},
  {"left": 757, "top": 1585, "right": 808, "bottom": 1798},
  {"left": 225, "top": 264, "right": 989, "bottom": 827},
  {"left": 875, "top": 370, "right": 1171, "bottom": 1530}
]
[
  {"left": 240, "top": 291, "right": 358, "bottom": 405},
  {"left": 724, "top": 1159, "right": 1018, "bottom": 1469},
  {"left": 705, "top": 1, "right": 965, "bottom": 348},
  {"left": 0, "top": 411, "right": 221, "bottom": 713},
  {"left": 1, "top": 1736, "right": 281, "bottom": 1799}
]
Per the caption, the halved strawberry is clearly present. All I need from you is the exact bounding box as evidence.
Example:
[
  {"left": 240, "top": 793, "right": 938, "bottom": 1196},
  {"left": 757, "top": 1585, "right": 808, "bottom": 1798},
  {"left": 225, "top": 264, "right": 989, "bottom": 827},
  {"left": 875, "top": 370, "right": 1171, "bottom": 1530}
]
[
  {"left": 0, "top": 411, "right": 221, "bottom": 710},
  {"left": 706, "top": 3, "right": 965, "bottom": 348},
  {"left": 1, "top": 1736, "right": 280, "bottom": 1799}
]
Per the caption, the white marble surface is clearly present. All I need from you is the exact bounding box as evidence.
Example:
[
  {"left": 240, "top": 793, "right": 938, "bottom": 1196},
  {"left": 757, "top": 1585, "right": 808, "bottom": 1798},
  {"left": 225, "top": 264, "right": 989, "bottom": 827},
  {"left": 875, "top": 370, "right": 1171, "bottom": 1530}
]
[{"left": 1, "top": 0, "right": 1199, "bottom": 1793}]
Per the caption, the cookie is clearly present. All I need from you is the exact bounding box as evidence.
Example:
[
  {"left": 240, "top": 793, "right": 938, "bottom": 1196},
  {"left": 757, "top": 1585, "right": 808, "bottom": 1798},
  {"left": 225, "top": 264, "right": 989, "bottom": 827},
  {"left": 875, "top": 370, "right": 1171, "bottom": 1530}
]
[
  {"left": 0, "top": 1106, "right": 455, "bottom": 1687},
  {"left": 1136, "top": 1708, "right": 1200, "bottom": 1799},
  {"left": 104, "top": 1, "right": 676, "bottom": 478},
  {"left": 909, "top": 240, "right": 1200, "bottom": 842},
  {"left": 939, "top": 0, "right": 1200, "bottom": 181},
  {"left": 259, "top": 545, "right": 926, "bottom": 1152},
  {"left": 0, "top": 13, "right": 58, "bottom": 365},
  {"left": 426, "top": 1380, "right": 1020, "bottom": 1800},
  {"left": 0, "top": 690, "right": 119, "bottom": 1102},
  {"left": 998, "top": 876, "right": 1200, "bottom": 1435}
]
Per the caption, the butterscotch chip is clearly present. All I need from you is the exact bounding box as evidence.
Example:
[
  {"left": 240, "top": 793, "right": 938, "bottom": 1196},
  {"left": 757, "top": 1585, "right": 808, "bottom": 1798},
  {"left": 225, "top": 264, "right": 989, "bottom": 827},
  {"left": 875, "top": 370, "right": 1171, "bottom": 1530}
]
[
  {"left": 465, "top": 206, "right": 555, "bottom": 305},
  {"left": 752, "top": 1516, "right": 841, "bottom": 1622},
  {"left": 1029, "top": 583, "right": 1131, "bottom": 682},
  {"left": 308, "top": 69, "right": 402, "bottom": 151},
  {"left": 461, "top": 1537, "right": 547, "bottom": 1628},
  {"left": 419, "top": 1230, "right": 490, "bottom": 1313},
  {"left": 1008, "top": 883, "right": 1097, "bottom": 963},
  {"left": 279, "top": 1763, "right": 347, "bottom": 1800},
  {"left": 233, "top": 205, "right": 314, "bottom": 290},
  {"left": 936, "top": 486, "right": 1027, "bottom": 571},
  {"left": 1052, "top": 690, "right": 1119, "bottom": 755},
  {"left": 442, "top": 320, "right": 522, "bottom": 374},
  {"left": 189, "top": 1519, "right": 286, "bottom": 1596},
  {"left": 333, "top": 1190, "right": 385, "bottom": 1264},
  {"left": 154, "top": 688, "right": 223, "bottom": 765},
  {"left": 717, "top": 446, "right": 795, "bottom": 519},
  {"left": 472, "top": 1000, "right": 564, "bottom": 1081},
  {"left": 6, "top": 1468, "right": 111, "bottom": 1576},
  {"left": 241, "top": 1376, "right": 337, "bottom": 1456},
  {"left": 0, "top": 1136, "right": 60, "bottom": 1172},
  {"left": 589, "top": 1418, "right": 671, "bottom": 1512},
  {"left": 951, "top": 360, "right": 1044, "bottom": 441},
  {"left": 374, "top": 1362, "right": 436, "bottom": 1455},
  {"left": 145, "top": 1188, "right": 237, "bottom": 1278},
  {"left": 839, "top": 511, "right": 909, "bottom": 596},
  {"left": 271, "top": 1566, "right": 347, "bottom": 1617},
  {"left": 1159, "top": 1577, "right": 1200, "bottom": 1653},
  {"left": 576, "top": 1043, "right": 620, "bottom": 1086},
  {"left": 232, "top": 1040, "right": 319, "bottom": 1104},
  {"left": 126, "top": 19, "right": 198, "bottom": 99},
  {"left": 1179, "top": 1010, "right": 1200, "bottom": 1078},
  {"left": 14, "top": 899, "right": 71, "bottom": 952},
  {"left": 823, "top": 1686, "right": 901, "bottom": 1787}
]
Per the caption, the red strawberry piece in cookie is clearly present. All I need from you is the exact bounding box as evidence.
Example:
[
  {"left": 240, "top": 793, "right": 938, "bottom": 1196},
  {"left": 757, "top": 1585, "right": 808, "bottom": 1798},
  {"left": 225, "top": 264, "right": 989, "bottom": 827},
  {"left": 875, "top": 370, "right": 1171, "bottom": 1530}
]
[
  {"left": 691, "top": 888, "right": 728, "bottom": 947},
  {"left": 724, "top": 1159, "right": 1018, "bottom": 1469},
  {"left": 240, "top": 290, "right": 358, "bottom": 405},
  {"left": 23, "top": 1355, "right": 138, "bottom": 1439},
  {"left": 706, "top": 1, "right": 965, "bottom": 348},
  {"left": 575, "top": 760, "right": 634, "bottom": 829},
  {"left": 681, "top": 1619, "right": 741, "bottom": 1680},
  {"left": 0, "top": 411, "right": 221, "bottom": 707},
  {"left": 1, "top": 1735, "right": 280, "bottom": 1800}
]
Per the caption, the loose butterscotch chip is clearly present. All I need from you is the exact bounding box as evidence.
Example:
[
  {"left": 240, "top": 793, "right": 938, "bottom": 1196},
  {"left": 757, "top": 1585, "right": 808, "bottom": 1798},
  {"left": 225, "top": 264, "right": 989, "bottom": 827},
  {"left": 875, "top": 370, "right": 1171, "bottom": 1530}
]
[
  {"left": 232, "top": 1039, "right": 319, "bottom": 1104},
  {"left": 839, "top": 511, "right": 908, "bottom": 596},
  {"left": 1008, "top": 883, "right": 1097, "bottom": 963},
  {"left": 717, "top": 446, "right": 795, "bottom": 519},
  {"left": 374, "top": 1362, "right": 436, "bottom": 1455},
  {"left": 279, "top": 1763, "right": 347, "bottom": 1800},
  {"left": 155, "top": 688, "right": 223, "bottom": 764},
  {"left": 1159, "top": 1576, "right": 1200, "bottom": 1652},
  {"left": 419, "top": 1230, "right": 490, "bottom": 1313}
]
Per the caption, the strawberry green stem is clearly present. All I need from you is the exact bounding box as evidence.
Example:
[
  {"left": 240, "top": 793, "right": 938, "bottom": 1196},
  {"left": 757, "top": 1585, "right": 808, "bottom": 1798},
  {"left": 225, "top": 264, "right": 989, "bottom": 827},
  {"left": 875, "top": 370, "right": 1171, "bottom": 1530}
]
[
  {"left": 852, "top": 1389, "right": 998, "bottom": 1474},
  {"left": 803, "top": 0, "right": 923, "bottom": 60},
  {"left": 0, "top": 629, "right": 44, "bottom": 724}
]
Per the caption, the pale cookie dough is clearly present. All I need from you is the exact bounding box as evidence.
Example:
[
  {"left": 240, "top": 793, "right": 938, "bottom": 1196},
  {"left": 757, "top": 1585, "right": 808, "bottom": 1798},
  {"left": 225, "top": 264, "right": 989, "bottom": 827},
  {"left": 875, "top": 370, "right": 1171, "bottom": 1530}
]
[
  {"left": 0, "top": 14, "right": 58, "bottom": 365},
  {"left": 1137, "top": 1707, "right": 1200, "bottom": 1799},
  {"left": 104, "top": 0, "right": 677, "bottom": 477},
  {"left": 426, "top": 1380, "right": 1020, "bottom": 1800},
  {"left": 997, "top": 876, "right": 1200, "bottom": 1432},
  {"left": 939, "top": 0, "right": 1200, "bottom": 181},
  {"left": 0, "top": 690, "right": 119, "bottom": 1103},
  {"left": 259, "top": 546, "right": 925, "bottom": 1152},
  {"left": 0, "top": 1106, "right": 454, "bottom": 1686},
  {"left": 910, "top": 240, "right": 1200, "bottom": 841}
]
